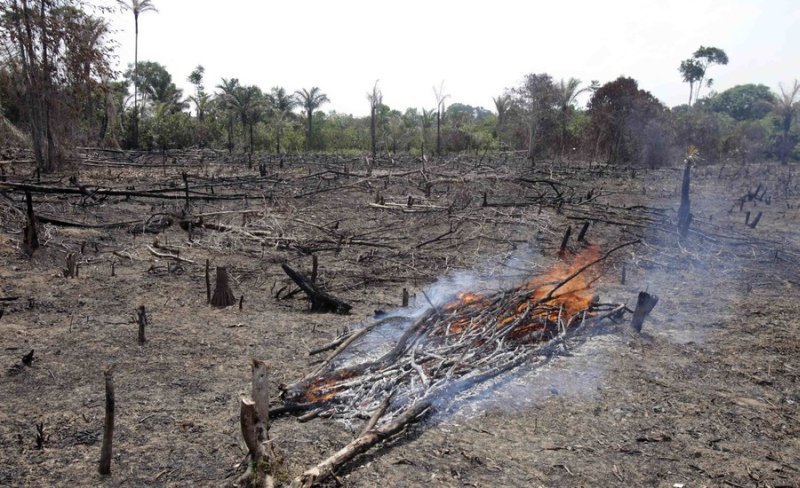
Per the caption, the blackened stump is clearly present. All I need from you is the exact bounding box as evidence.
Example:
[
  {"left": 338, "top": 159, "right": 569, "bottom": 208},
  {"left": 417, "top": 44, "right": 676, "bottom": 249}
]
[{"left": 211, "top": 267, "right": 236, "bottom": 307}]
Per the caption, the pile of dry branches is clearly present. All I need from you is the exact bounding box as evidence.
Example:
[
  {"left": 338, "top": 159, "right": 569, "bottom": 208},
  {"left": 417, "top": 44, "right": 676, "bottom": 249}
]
[{"left": 270, "top": 242, "right": 643, "bottom": 487}]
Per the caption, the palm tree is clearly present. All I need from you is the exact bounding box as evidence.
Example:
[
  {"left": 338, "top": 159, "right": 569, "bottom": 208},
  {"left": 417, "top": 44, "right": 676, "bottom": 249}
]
[
  {"left": 117, "top": 0, "right": 158, "bottom": 148},
  {"left": 556, "top": 78, "right": 589, "bottom": 158},
  {"left": 492, "top": 94, "right": 511, "bottom": 147},
  {"left": 216, "top": 77, "right": 241, "bottom": 152},
  {"left": 237, "top": 85, "right": 265, "bottom": 156},
  {"left": 774, "top": 80, "right": 799, "bottom": 164},
  {"left": 294, "top": 87, "right": 329, "bottom": 151},
  {"left": 266, "top": 87, "right": 297, "bottom": 154}
]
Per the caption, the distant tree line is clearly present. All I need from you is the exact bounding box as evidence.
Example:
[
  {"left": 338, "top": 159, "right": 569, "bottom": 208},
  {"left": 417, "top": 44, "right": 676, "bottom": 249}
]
[{"left": 1, "top": 1, "right": 799, "bottom": 172}]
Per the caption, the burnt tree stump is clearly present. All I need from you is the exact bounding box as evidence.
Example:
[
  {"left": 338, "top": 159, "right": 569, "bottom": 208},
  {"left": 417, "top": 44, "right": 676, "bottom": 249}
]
[
  {"left": 23, "top": 190, "right": 39, "bottom": 256},
  {"left": 281, "top": 264, "right": 351, "bottom": 314},
  {"left": 211, "top": 266, "right": 236, "bottom": 307},
  {"left": 630, "top": 291, "right": 659, "bottom": 333},
  {"left": 98, "top": 367, "right": 115, "bottom": 475}
]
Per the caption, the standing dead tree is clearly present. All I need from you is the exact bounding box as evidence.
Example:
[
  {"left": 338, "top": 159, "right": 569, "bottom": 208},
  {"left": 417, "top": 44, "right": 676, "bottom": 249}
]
[
  {"left": 677, "top": 148, "right": 697, "bottom": 238},
  {"left": 234, "top": 359, "right": 274, "bottom": 488}
]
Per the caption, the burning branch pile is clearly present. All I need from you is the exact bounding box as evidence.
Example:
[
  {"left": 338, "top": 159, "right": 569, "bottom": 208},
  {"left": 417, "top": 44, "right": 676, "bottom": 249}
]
[{"left": 274, "top": 241, "right": 646, "bottom": 487}]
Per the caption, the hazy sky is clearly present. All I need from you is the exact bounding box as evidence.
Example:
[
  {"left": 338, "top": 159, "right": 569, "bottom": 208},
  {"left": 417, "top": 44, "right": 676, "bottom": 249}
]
[{"left": 102, "top": 0, "right": 799, "bottom": 116}]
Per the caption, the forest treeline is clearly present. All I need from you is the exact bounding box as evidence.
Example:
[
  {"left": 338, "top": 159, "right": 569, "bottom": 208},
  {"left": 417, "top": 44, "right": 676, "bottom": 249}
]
[{"left": 0, "top": 0, "right": 798, "bottom": 172}]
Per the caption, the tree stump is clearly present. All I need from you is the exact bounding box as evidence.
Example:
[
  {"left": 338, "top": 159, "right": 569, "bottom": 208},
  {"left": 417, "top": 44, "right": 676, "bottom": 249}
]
[
  {"left": 630, "top": 292, "right": 659, "bottom": 333},
  {"left": 211, "top": 267, "right": 236, "bottom": 307},
  {"left": 98, "top": 367, "right": 115, "bottom": 475},
  {"left": 23, "top": 190, "right": 39, "bottom": 256}
]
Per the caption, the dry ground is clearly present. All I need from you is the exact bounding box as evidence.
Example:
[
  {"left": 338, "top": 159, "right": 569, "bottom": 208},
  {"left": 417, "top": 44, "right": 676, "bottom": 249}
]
[{"left": 1, "top": 152, "right": 798, "bottom": 487}]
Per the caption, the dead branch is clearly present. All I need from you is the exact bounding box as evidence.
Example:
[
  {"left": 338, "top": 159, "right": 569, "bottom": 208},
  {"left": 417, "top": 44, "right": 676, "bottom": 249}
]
[{"left": 145, "top": 245, "right": 195, "bottom": 264}]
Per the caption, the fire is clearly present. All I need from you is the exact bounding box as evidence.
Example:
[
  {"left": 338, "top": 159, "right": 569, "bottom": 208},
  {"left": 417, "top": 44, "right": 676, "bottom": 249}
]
[
  {"left": 437, "top": 245, "right": 601, "bottom": 338},
  {"left": 527, "top": 244, "right": 600, "bottom": 318},
  {"left": 283, "top": 245, "right": 617, "bottom": 409}
]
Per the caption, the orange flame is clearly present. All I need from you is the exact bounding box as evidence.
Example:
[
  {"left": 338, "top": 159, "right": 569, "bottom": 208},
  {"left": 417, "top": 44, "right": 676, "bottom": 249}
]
[{"left": 440, "top": 245, "right": 600, "bottom": 336}]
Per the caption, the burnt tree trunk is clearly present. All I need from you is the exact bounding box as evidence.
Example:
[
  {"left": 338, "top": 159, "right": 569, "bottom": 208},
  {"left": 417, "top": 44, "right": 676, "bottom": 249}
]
[
  {"left": 98, "top": 367, "right": 115, "bottom": 475},
  {"left": 136, "top": 305, "right": 147, "bottom": 345},
  {"left": 677, "top": 160, "right": 692, "bottom": 239},
  {"left": 23, "top": 190, "right": 39, "bottom": 256},
  {"left": 211, "top": 266, "right": 236, "bottom": 307},
  {"left": 630, "top": 291, "right": 659, "bottom": 333},
  {"left": 281, "top": 264, "right": 351, "bottom": 314}
]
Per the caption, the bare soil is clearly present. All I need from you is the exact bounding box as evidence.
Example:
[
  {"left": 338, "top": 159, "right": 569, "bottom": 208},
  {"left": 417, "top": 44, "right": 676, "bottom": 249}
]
[{"left": 1, "top": 153, "right": 798, "bottom": 487}]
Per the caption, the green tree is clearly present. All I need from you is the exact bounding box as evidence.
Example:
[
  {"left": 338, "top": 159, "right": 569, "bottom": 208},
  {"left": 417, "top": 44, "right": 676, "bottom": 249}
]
[
  {"left": 492, "top": 94, "right": 511, "bottom": 147},
  {"left": 709, "top": 84, "right": 775, "bottom": 121},
  {"left": 127, "top": 61, "right": 184, "bottom": 111},
  {"left": 555, "top": 78, "right": 589, "bottom": 158},
  {"left": 187, "top": 65, "right": 207, "bottom": 120},
  {"left": 116, "top": 0, "right": 158, "bottom": 148},
  {"left": 420, "top": 108, "right": 435, "bottom": 157},
  {"left": 514, "top": 73, "right": 558, "bottom": 163},
  {"left": 237, "top": 85, "right": 265, "bottom": 156},
  {"left": 680, "top": 46, "right": 728, "bottom": 105},
  {"left": 216, "top": 77, "right": 241, "bottom": 152},
  {"left": 266, "top": 86, "right": 296, "bottom": 153},
  {"left": 295, "top": 87, "right": 329, "bottom": 151},
  {"left": 679, "top": 59, "right": 704, "bottom": 106}
]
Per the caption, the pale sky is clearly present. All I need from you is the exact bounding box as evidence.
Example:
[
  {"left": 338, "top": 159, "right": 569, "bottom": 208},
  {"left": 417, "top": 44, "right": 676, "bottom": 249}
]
[{"left": 101, "top": 0, "right": 800, "bottom": 116}]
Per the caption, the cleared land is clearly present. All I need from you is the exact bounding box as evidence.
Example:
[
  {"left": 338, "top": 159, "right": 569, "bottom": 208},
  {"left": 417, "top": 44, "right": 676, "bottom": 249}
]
[{"left": 1, "top": 152, "right": 798, "bottom": 487}]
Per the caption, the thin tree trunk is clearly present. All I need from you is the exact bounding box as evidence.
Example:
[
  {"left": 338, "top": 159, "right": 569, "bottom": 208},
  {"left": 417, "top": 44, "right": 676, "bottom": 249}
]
[
  {"left": 306, "top": 111, "right": 312, "bottom": 151},
  {"left": 436, "top": 110, "right": 441, "bottom": 156},
  {"left": 133, "top": 13, "right": 139, "bottom": 149}
]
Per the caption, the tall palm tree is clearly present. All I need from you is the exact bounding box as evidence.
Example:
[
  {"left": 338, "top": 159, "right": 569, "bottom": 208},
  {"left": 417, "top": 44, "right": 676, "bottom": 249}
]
[
  {"left": 774, "top": 80, "right": 799, "bottom": 164},
  {"left": 294, "top": 87, "right": 329, "bottom": 151},
  {"left": 556, "top": 78, "right": 589, "bottom": 158},
  {"left": 266, "top": 87, "right": 297, "bottom": 153},
  {"left": 237, "top": 85, "right": 265, "bottom": 156},
  {"left": 216, "top": 77, "right": 241, "bottom": 152},
  {"left": 117, "top": 0, "right": 158, "bottom": 148},
  {"left": 492, "top": 94, "right": 511, "bottom": 147}
]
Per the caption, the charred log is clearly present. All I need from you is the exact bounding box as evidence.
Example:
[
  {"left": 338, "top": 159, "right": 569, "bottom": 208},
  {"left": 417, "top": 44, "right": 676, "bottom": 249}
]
[{"left": 280, "top": 264, "right": 351, "bottom": 314}]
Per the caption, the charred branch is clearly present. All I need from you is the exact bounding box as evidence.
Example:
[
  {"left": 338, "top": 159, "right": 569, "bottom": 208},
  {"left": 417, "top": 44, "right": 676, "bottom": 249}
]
[{"left": 280, "top": 264, "right": 351, "bottom": 314}]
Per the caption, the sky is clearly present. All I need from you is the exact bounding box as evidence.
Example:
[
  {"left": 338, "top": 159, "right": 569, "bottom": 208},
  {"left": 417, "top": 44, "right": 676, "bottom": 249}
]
[{"left": 101, "top": 0, "right": 800, "bottom": 116}]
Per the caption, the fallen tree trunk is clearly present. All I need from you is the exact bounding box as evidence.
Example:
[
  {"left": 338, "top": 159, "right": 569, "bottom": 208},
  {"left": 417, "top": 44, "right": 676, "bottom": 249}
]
[{"left": 281, "top": 264, "right": 351, "bottom": 314}]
